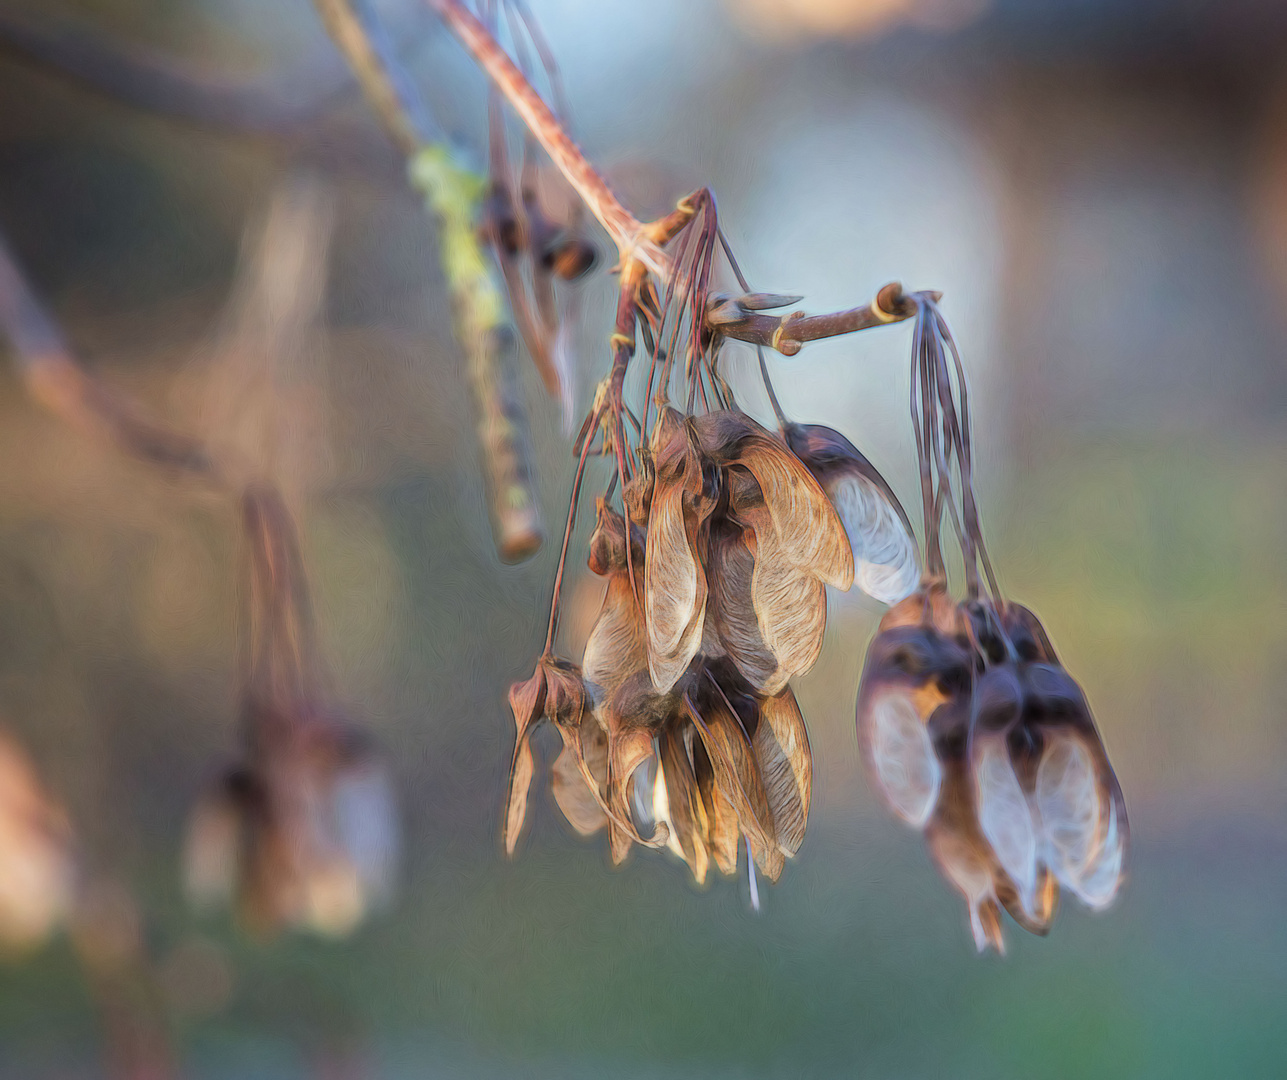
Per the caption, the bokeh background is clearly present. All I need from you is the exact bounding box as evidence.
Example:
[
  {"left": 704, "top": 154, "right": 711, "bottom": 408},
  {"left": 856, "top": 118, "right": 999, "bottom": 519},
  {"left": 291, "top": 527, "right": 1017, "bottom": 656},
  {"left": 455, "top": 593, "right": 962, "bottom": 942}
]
[{"left": 0, "top": 0, "right": 1285, "bottom": 1076}]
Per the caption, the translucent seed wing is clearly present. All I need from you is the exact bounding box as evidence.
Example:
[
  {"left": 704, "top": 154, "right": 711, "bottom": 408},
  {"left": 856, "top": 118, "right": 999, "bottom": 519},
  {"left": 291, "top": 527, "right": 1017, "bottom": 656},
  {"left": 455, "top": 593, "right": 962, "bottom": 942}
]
[
  {"left": 753, "top": 686, "right": 812, "bottom": 857},
  {"left": 972, "top": 738, "right": 1039, "bottom": 914},
  {"left": 707, "top": 523, "right": 786, "bottom": 694},
  {"left": 644, "top": 479, "right": 707, "bottom": 692},
  {"left": 685, "top": 693, "right": 781, "bottom": 880},
  {"left": 865, "top": 691, "right": 942, "bottom": 827},
  {"left": 737, "top": 435, "right": 853, "bottom": 590},
  {"left": 551, "top": 730, "right": 608, "bottom": 837},
  {"left": 582, "top": 574, "right": 647, "bottom": 706},
  {"left": 828, "top": 470, "right": 920, "bottom": 606},
  {"left": 744, "top": 508, "right": 828, "bottom": 683}
]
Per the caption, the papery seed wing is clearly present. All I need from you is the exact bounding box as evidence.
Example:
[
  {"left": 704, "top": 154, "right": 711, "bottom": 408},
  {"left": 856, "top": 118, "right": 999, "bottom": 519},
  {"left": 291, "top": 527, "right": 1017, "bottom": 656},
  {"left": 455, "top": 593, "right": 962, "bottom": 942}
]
[
  {"left": 502, "top": 671, "right": 548, "bottom": 856},
  {"left": 925, "top": 768, "right": 1007, "bottom": 954},
  {"left": 503, "top": 736, "right": 536, "bottom": 857},
  {"left": 747, "top": 826, "right": 785, "bottom": 884},
  {"left": 644, "top": 479, "right": 706, "bottom": 692},
  {"left": 707, "top": 521, "right": 785, "bottom": 694},
  {"left": 702, "top": 773, "right": 740, "bottom": 878},
  {"left": 754, "top": 686, "right": 811, "bottom": 858},
  {"left": 684, "top": 692, "right": 781, "bottom": 880},
  {"left": 604, "top": 717, "right": 652, "bottom": 867},
  {"left": 972, "top": 736, "right": 1039, "bottom": 914},
  {"left": 862, "top": 690, "right": 942, "bottom": 828},
  {"left": 744, "top": 508, "right": 828, "bottom": 683},
  {"left": 1022, "top": 662, "right": 1129, "bottom": 907},
  {"left": 1068, "top": 786, "right": 1126, "bottom": 910},
  {"left": 552, "top": 719, "right": 608, "bottom": 836},
  {"left": 608, "top": 818, "right": 633, "bottom": 866},
  {"left": 828, "top": 468, "right": 920, "bottom": 605},
  {"left": 607, "top": 726, "right": 654, "bottom": 829},
  {"left": 1034, "top": 731, "right": 1099, "bottom": 878},
  {"left": 736, "top": 435, "right": 852, "bottom": 590},
  {"left": 582, "top": 575, "right": 647, "bottom": 707},
  {"left": 660, "top": 730, "right": 711, "bottom": 884},
  {"left": 1036, "top": 728, "right": 1126, "bottom": 910},
  {"left": 783, "top": 423, "right": 919, "bottom": 605}
]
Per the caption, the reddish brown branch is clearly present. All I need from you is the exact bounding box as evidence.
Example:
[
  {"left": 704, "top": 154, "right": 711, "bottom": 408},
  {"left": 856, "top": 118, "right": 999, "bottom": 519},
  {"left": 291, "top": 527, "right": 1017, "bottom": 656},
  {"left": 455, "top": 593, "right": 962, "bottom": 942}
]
[
  {"left": 427, "top": 0, "right": 669, "bottom": 278},
  {"left": 714, "top": 282, "right": 923, "bottom": 356}
]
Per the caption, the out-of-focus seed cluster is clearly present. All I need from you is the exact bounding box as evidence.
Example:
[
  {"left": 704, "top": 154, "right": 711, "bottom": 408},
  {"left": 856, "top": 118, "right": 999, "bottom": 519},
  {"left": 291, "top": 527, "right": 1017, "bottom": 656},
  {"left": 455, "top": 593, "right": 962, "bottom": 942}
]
[
  {"left": 184, "top": 486, "right": 398, "bottom": 938},
  {"left": 0, "top": 731, "right": 76, "bottom": 952}
]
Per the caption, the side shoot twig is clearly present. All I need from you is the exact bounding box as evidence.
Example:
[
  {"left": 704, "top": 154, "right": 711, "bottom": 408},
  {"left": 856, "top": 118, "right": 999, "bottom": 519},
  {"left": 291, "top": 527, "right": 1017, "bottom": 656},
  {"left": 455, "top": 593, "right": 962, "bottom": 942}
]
[{"left": 313, "top": 0, "right": 544, "bottom": 562}]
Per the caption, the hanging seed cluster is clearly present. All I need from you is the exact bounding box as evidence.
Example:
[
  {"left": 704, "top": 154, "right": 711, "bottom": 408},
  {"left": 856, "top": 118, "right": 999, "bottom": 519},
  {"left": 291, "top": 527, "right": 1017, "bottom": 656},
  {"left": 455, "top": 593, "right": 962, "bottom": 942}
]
[
  {"left": 499, "top": 191, "right": 1127, "bottom": 949},
  {"left": 503, "top": 192, "right": 920, "bottom": 894},
  {"left": 855, "top": 298, "right": 1128, "bottom": 951}
]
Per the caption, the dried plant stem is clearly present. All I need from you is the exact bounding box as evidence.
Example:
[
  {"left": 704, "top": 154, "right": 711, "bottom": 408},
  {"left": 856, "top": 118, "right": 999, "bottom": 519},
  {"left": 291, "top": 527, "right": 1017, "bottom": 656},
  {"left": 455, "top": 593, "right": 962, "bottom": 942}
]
[
  {"left": 718, "top": 282, "right": 919, "bottom": 355},
  {"left": 542, "top": 272, "right": 642, "bottom": 654},
  {"left": 427, "top": 0, "right": 670, "bottom": 279},
  {"left": 542, "top": 398, "right": 602, "bottom": 656}
]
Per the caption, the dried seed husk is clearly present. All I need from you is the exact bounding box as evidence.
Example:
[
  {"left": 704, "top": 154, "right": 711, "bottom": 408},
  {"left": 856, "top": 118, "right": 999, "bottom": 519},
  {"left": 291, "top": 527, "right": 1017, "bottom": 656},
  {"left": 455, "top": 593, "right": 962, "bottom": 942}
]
[
  {"left": 740, "top": 502, "right": 829, "bottom": 688},
  {"left": 926, "top": 699, "right": 1056, "bottom": 952},
  {"left": 503, "top": 656, "right": 589, "bottom": 855},
  {"left": 684, "top": 671, "right": 783, "bottom": 881},
  {"left": 753, "top": 686, "right": 811, "bottom": 858},
  {"left": 856, "top": 591, "right": 971, "bottom": 828},
  {"left": 644, "top": 410, "right": 716, "bottom": 692},
  {"left": 657, "top": 727, "right": 711, "bottom": 885},
  {"left": 1015, "top": 662, "right": 1128, "bottom": 911},
  {"left": 783, "top": 422, "right": 919, "bottom": 606},
  {"left": 503, "top": 667, "right": 548, "bottom": 856},
  {"left": 552, "top": 716, "right": 608, "bottom": 836},
  {"left": 693, "top": 731, "right": 741, "bottom": 878},
  {"left": 696, "top": 412, "right": 853, "bottom": 591},
  {"left": 704, "top": 516, "right": 784, "bottom": 693}
]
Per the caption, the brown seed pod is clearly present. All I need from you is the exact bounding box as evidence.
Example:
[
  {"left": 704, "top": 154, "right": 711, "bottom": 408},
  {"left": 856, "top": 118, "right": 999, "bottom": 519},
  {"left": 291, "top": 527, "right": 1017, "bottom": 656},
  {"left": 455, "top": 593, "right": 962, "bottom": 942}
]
[
  {"left": 644, "top": 408, "right": 716, "bottom": 692},
  {"left": 503, "top": 655, "right": 587, "bottom": 855},
  {"left": 964, "top": 601, "right": 1128, "bottom": 924},
  {"left": 924, "top": 719, "right": 1059, "bottom": 952},
  {"left": 186, "top": 715, "right": 397, "bottom": 939},
  {"left": 968, "top": 649, "right": 1128, "bottom": 916},
  {"left": 783, "top": 422, "right": 920, "bottom": 606},
  {"left": 856, "top": 588, "right": 971, "bottom": 828}
]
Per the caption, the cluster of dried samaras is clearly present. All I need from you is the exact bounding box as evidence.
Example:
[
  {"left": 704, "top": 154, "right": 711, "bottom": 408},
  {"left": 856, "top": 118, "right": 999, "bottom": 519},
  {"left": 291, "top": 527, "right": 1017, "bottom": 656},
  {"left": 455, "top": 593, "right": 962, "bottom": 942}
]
[
  {"left": 184, "top": 487, "right": 398, "bottom": 938},
  {"left": 507, "top": 298, "right": 1128, "bottom": 953}
]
